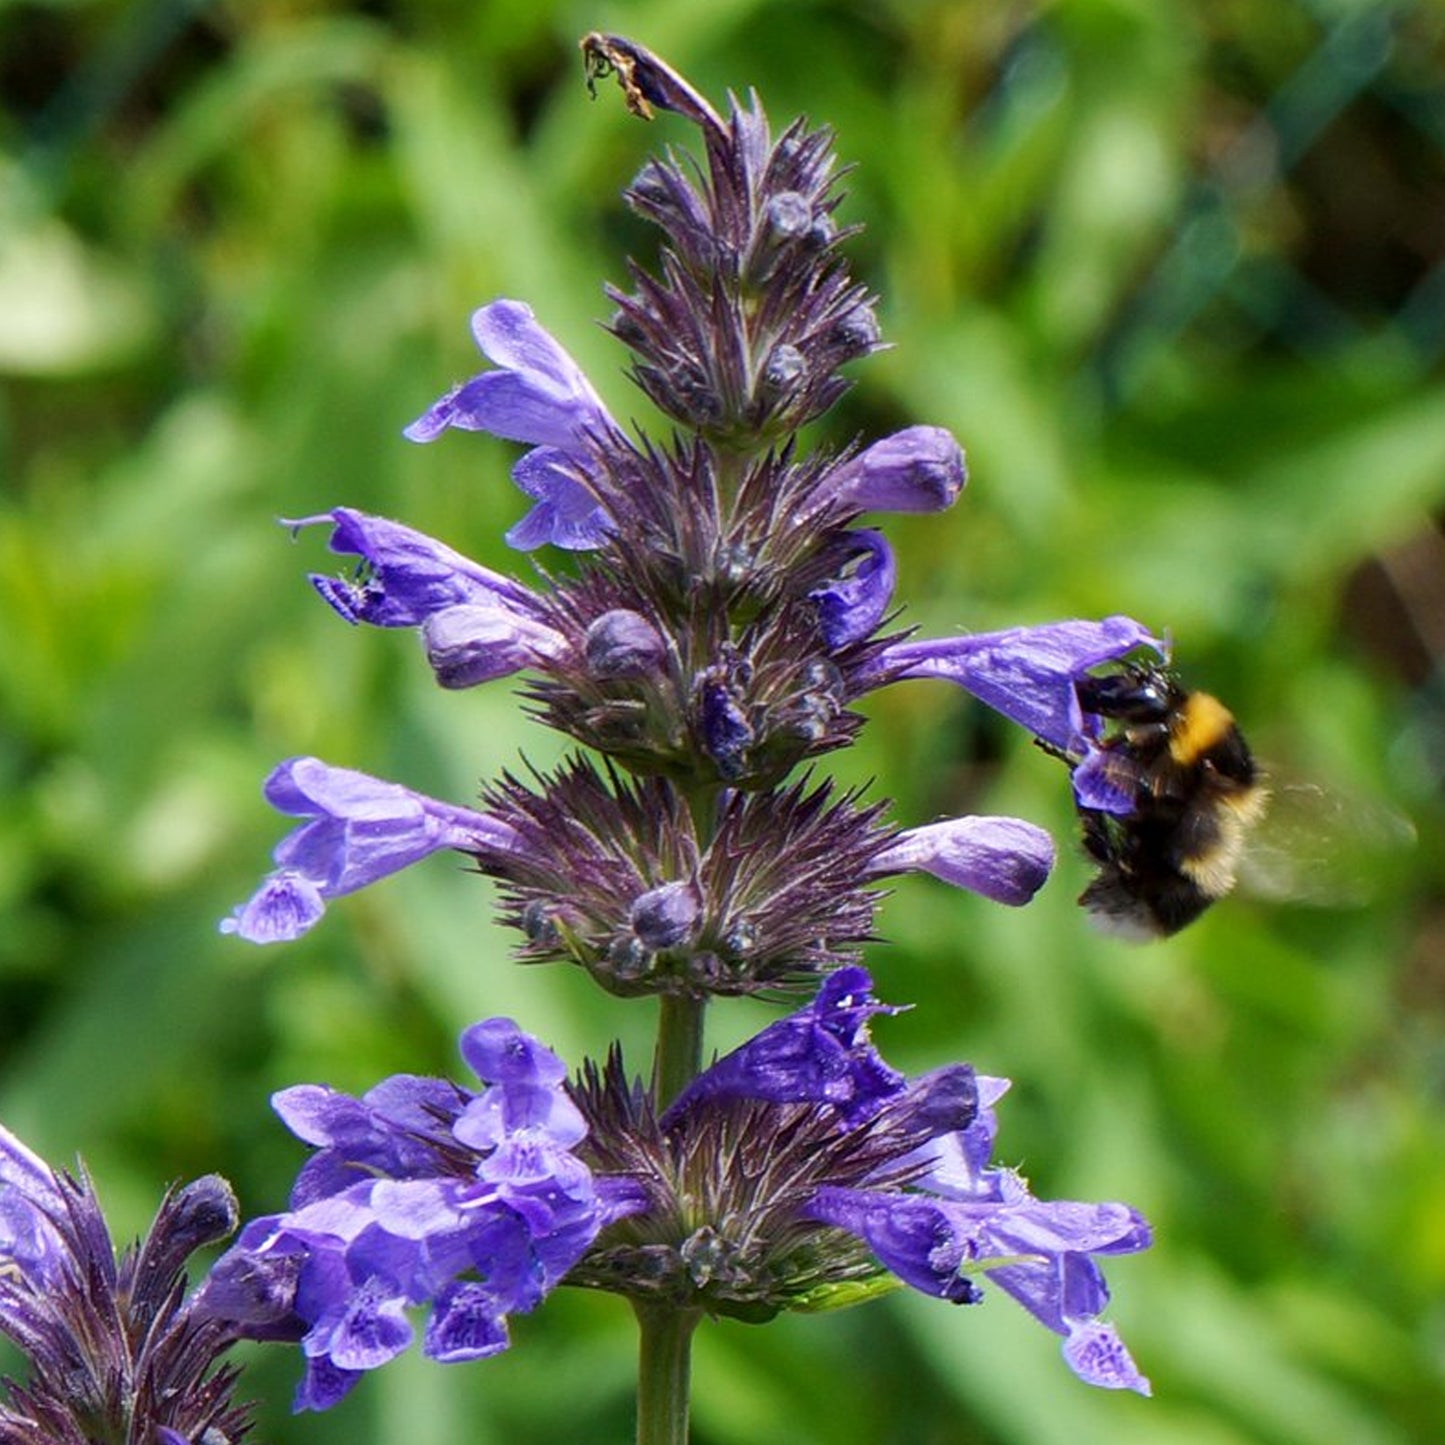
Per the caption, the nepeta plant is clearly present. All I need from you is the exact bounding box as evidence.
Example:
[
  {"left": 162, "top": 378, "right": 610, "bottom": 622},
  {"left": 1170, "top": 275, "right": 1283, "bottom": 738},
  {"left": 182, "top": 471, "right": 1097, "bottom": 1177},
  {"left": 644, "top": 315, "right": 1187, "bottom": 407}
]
[
  {"left": 1, "top": 35, "right": 1160, "bottom": 1444},
  {"left": 0, "top": 1127, "right": 252, "bottom": 1445}
]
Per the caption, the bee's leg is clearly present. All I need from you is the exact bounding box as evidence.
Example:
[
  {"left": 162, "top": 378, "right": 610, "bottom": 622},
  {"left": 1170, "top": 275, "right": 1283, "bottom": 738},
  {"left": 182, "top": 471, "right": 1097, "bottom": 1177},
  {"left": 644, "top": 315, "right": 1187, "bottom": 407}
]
[
  {"left": 1033, "top": 736, "right": 1077, "bottom": 765},
  {"left": 1078, "top": 808, "right": 1116, "bottom": 865}
]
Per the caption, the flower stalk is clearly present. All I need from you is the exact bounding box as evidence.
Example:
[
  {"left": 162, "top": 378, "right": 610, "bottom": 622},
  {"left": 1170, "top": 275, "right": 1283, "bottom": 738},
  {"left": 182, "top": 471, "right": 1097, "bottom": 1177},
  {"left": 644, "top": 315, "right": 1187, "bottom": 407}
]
[
  {"left": 634, "top": 1301, "right": 702, "bottom": 1445},
  {"left": 655, "top": 992, "right": 707, "bottom": 1112}
]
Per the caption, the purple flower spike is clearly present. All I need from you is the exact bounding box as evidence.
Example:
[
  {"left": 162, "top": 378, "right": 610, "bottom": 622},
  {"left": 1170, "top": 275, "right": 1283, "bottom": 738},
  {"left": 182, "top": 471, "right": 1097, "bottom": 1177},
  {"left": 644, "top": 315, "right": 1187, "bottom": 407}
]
[
  {"left": 405, "top": 299, "right": 618, "bottom": 451},
  {"left": 870, "top": 816, "right": 1055, "bottom": 905},
  {"left": 878, "top": 616, "right": 1166, "bottom": 751},
  {"left": 806, "top": 426, "right": 967, "bottom": 520},
  {"left": 221, "top": 758, "right": 525, "bottom": 944},
  {"left": 581, "top": 962, "right": 1150, "bottom": 1391},
  {"left": 292, "top": 508, "right": 541, "bottom": 627}
]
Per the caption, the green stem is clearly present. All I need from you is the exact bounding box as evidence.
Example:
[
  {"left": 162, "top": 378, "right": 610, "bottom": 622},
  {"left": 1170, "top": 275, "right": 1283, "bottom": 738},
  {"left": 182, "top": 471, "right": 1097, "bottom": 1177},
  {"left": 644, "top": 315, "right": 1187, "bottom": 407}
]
[
  {"left": 637, "top": 782, "right": 718, "bottom": 1439},
  {"left": 654, "top": 991, "right": 706, "bottom": 1112},
  {"left": 634, "top": 1300, "right": 702, "bottom": 1445}
]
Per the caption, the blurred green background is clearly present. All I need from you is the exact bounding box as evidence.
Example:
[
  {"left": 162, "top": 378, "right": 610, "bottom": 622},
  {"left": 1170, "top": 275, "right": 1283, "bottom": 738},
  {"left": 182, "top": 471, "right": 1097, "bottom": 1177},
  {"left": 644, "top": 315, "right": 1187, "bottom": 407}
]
[{"left": 4, "top": 0, "right": 1445, "bottom": 1440}]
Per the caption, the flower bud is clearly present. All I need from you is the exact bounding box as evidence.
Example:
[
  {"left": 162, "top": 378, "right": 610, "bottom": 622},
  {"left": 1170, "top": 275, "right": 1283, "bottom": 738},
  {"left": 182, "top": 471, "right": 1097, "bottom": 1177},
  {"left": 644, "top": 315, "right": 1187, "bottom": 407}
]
[
  {"left": 630, "top": 880, "right": 702, "bottom": 950},
  {"left": 585, "top": 609, "right": 667, "bottom": 678}
]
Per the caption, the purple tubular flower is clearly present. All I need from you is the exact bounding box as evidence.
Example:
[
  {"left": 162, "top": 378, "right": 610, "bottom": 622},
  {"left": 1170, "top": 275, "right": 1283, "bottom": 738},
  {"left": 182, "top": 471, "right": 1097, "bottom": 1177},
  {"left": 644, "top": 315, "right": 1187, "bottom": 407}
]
[
  {"left": 878, "top": 616, "right": 1166, "bottom": 751},
  {"left": 805, "top": 426, "right": 967, "bottom": 520},
  {"left": 199, "top": 1018, "right": 647, "bottom": 1413},
  {"left": 811, "top": 1069, "right": 1152, "bottom": 1394},
  {"left": 298, "top": 510, "right": 567, "bottom": 686},
  {"left": 406, "top": 299, "right": 617, "bottom": 449},
  {"left": 276, "top": 1075, "right": 474, "bottom": 1206},
  {"left": 806, "top": 1185, "right": 1151, "bottom": 1392},
  {"left": 292, "top": 507, "right": 542, "bottom": 627},
  {"left": 663, "top": 966, "right": 905, "bottom": 1129},
  {"left": 221, "top": 757, "right": 525, "bottom": 944},
  {"left": 646, "top": 968, "right": 1150, "bottom": 1391},
  {"left": 404, "top": 299, "right": 623, "bottom": 552},
  {"left": 929, "top": 1079, "right": 1154, "bottom": 1395},
  {"left": 0, "top": 1125, "right": 66, "bottom": 1290},
  {"left": 505, "top": 447, "right": 616, "bottom": 552},
  {"left": 810, "top": 529, "right": 896, "bottom": 648},
  {"left": 422, "top": 602, "right": 570, "bottom": 688},
  {"left": 869, "top": 816, "right": 1055, "bottom": 905}
]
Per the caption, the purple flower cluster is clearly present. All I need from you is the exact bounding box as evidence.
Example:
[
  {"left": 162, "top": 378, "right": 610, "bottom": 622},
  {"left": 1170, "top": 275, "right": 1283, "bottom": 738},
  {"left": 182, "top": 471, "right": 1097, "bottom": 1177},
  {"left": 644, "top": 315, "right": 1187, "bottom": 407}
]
[
  {"left": 195, "top": 1020, "right": 647, "bottom": 1411},
  {"left": 198, "top": 981, "right": 1148, "bottom": 1404},
  {"left": 673, "top": 970, "right": 1150, "bottom": 1391},
  {"left": 584, "top": 970, "right": 1151, "bottom": 1392}
]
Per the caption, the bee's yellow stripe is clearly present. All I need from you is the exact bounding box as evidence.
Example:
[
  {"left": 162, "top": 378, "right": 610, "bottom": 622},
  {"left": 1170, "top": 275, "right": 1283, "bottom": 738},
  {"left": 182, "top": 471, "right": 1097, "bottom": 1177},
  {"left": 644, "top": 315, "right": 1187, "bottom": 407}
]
[{"left": 1169, "top": 692, "right": 1235, "bottom": 766}]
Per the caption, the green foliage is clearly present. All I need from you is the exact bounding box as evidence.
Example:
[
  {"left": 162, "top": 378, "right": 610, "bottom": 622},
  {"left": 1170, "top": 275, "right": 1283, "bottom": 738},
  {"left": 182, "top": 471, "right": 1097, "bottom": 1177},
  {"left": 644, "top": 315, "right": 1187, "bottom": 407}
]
[{"left": 4, "top": 1, "right": 1444, "bottom": 1440}]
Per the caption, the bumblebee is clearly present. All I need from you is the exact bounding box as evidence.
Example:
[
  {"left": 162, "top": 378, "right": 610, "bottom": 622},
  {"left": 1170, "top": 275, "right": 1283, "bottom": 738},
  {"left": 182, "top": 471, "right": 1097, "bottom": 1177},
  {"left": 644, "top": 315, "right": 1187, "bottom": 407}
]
[{"left": 1065, "top": 665, "right": 1268, "bottom": 939}]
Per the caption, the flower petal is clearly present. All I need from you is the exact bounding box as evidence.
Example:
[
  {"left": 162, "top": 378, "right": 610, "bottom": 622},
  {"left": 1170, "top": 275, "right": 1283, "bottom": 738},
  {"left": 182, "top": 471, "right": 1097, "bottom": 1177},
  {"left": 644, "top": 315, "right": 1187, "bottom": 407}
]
[
  {"left": 810, "top": 529, "right": 896, "bottom": 648},
  {"left": 292, "top": 508, "right": 538, "bottom": 627},
  {"left": 293, "top": 1355, "right": 364, "bottom": 1412},
  {"left": 219, "top": 870, "right": 325, "bottom": 943},
  {"left": 870, "top": 816, "right": 1054, "bottom": 905},
  {"left": 459, "top": 1017, "right": 571, "bottom": 1088},
  {"left": 405, "top": 299, "right": 614, "bottom": 451},
  {"left": 806, "top": 1189, "right": 983, "bottom": 1303},
  {"left": 1064, "top": 1320, "right": 1152, "bottom": 1395},
  {"left": 505, "top": 447, "right": 616, "bottom": 552},
  {"left": 662, "top": 966, "right": 904, "bottom": 1128},
  {"left": 423, "top": 1282, "right": 511, "bottom": 1362},
  {"left": 222, "top": 760, "right": 526, "bottom": 944},
  {"left": 878, "top": 617, "right": 1166, "bottom": 751},
  {"left": 807, "top": 426, "right": 966, "bottom": 519}
]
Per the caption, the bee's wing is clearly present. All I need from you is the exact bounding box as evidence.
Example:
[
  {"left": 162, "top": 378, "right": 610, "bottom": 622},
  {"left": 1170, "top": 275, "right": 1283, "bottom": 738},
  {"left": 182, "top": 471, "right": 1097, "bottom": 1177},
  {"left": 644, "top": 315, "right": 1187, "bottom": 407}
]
[{"left": 1239, "top": 776, "right": 1417, "bottom": 906}]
